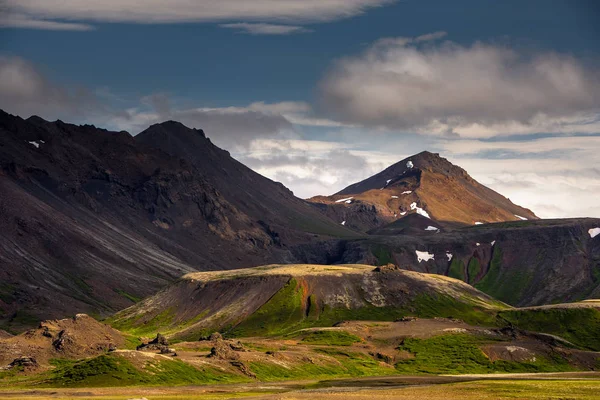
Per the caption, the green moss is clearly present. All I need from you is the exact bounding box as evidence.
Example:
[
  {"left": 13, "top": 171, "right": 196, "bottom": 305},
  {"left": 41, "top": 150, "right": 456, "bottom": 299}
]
[
  {"left": 249, "top": 360, "right": 342, "bottom": 381},
  {"left": 287, "top": 212, "right": 358, "bottom": 238},
  {"left": 395, "top": 334, "right": 575, "bottom": 374},
  {"left": 448, "top": 259, "right": 465, "bottom": 281},
  {"left": 230, "top": 282, "right": 501, "bottom": 338},
  {"left": 467, "top": 258, "right": 481, "bottom": 284},
  {"left": 113, "top": 289, "right": 141, "bottom": 303},
  {"left": 47, "top": 354, "right": 246, "bottom": 387},
  {"left": 371, "top": 245, "right": 394, "bottom": 266},
  {"left": 123, "top": 334, "right": 143, "bottom": 350},
  {"left": 298, "top": 330, "right": 362, "bottom": 346},
  {"left": 108, "top": 308, "right": 176, "bottom": 337},
  {"left": 475, "top": 246, "right": 532, "bottom": 305},
  {"left": 499, "top": 307, "right": 600, "bottom": 351},
  {"left": 0, "top": 365, "right": 23, "bottom": 380},
  {"left": 230, "top": 278, "right": 304, "bottom": 337},
  {"left": 250, "top": 349, "right": 394, "bottom": 381},
  {"left": 0, "top": 283, "right": 17, "bottom": 304},
  {"left": 306, "top": 295, "right": 319, "bottom": 319},
  {"left": 8, "top": 310, "right": 40, "bottom": 329},
  {"left": 409, "top": 293, "right": 499, "bottom": 327}
]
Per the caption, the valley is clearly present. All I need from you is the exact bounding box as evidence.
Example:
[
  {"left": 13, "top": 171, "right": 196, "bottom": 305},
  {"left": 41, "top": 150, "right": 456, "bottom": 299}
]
[
  {"left": 1, "top": 112, "right": 599, "bottom": 398},
  {"left": 0, "top": 264, "right": 599, "bottom": 397}
]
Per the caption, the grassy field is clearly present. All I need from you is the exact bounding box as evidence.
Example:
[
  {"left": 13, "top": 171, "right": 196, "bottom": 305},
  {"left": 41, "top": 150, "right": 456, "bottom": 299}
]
[{"left": 2, "top": 376, "right": 599, "bottom": 399}]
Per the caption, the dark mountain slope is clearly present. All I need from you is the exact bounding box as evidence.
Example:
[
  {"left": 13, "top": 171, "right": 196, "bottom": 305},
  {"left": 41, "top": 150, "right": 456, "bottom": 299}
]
[
  {"left": 135, "top": 121, "right": 351, "bottom": 241},
  {"left": 309, "top": 151, "right": 537, "bottom": 230},
  {"left": 0, "top": 111, "right": 350, "bottom": 332}
]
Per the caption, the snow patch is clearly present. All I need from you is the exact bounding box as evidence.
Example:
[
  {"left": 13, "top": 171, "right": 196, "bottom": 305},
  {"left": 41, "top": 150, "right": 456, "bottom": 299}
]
[
  {"left": 400, "top": 211, "right": 407, "bottom": 216},
  {"left": 28, "top": 141, "right": 40, "bottom": 148},
  {"left": 391, "top": 195, "right": 399, "bottom": 199},
  {"left": 446, "top": 252, "right": 453, "bottom": 261},
  {"left": 491, "top": 240, "right": 496, "bottom": 246},
  {"left": 406, "top": 160, "right": 414, "bottom": 168},
  {"left": 386, "top": 179, "right": 392, "bottom": 185},
  {"left": 335, "top": 197, "right": 353, "bottom": 203},
  {"left": 474, "top": 222, "right": 483, "bottom": 225},
  {"left": 415, "top": 250, "right": 434, "bottom": 262},
  {"left": 401, "top": 191, "right": 412, "bottom": 195},
  {"left": 410, "top": 202, "right": 430, "bottom": 219},
  {"left": 589, "top": 227, "right": 600, "bottom": 238},
  {"left": 515, "top": 215, "right": 528, "bottom": 220},
  {"left": 425, "top": 226, "right": 439, "bottom": 231},
  {"left": 476, "top": 243, "right": 481, "bottom": 246},
  {"left": 341, "top": 221, "right": 346, "bottom": 226}
]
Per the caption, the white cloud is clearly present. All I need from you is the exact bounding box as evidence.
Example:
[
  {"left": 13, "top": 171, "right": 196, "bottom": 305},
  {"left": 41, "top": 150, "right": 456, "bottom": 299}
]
[
  {"left": 319, "top": 34, "right": 600, "bottom": 136},
  {"left": 219, "top": 23, "right": 311, "bottom": 35},
  {"left": 0, "top": 13, "right": 94, "bottom": 30},
  {"left": 437, "top": 136, "right": 600, "bottom": 218},
  {"left": 105, "top": 103, "right": 297, "bottom": 150},
  {"left": 438, "top": 136, "right": 600, "bottom": 155},
  {"left": 0, "top": 56, "right": 101, "bottom": 118},
  {"left": 4, "top": 0, "right": 393, "bottom": 29},
  {"left": 235, "top": 139, "right": 395, "bottom": 198}
]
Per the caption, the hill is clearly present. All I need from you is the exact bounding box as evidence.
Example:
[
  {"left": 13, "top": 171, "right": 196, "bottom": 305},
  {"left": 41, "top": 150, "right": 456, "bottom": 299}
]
[
  {"left": 308, "top": 151, "right": 537, "bottom": 231},
  {"left": 108, "top": 263, "right": 509, "bottom": 341}
]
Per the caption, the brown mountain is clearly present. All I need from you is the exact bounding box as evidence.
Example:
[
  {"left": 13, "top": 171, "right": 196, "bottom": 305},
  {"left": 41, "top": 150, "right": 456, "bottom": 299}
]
[
  {"left": 0, "top": 111, "right": 352, "bottom": 332},
  {"left": 309, "top": 151, "right": 537, "bottom": 232}
]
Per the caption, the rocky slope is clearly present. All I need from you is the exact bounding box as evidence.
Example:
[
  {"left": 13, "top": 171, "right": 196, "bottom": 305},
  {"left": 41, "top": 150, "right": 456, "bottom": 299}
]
[
  {"left": 0, "top": 111, "right": 352, "bottom": 332},
  {"left": 136, "top": 121, "right": 349, "bottom": 241},
  {"left": 0, "top": 314, "right": 125, "bottom": 368},
  {"left": 309, "top": 151, "right": 537, "bottom": 231}
]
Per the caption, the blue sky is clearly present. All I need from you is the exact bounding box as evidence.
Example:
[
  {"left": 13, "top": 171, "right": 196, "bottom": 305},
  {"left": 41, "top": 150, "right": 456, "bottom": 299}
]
[{"left": 1, "top": 0, "right": 599, "bottom": 217}]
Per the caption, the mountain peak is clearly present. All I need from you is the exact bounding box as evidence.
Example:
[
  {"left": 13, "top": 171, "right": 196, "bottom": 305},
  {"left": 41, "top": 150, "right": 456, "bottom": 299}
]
[
  {"left": 145, "top": 120, "right": 206, "bottom": 138},
  {"left": 316, "top": 150, "right": 537, "bottom": 229},
  {"left": 390, "top": 151, "right": 465, "bottom": 176}
]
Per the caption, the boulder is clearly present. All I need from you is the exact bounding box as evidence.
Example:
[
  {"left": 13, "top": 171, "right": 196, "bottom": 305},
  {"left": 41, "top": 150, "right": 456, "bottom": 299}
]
[{"left": 7, "top": 356, "right": 39, "bottom": 370}]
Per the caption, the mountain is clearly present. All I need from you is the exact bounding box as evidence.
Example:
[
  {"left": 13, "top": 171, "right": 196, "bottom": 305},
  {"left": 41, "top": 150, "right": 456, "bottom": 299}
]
[
  {"left": 309, "top": 151, "right": 537, "bottom": 231},
  {"left": 2, "top": 109, "right": 597, "bottom": 332},
  {"left": 0, "top": 111, "right": 351, "bottom": 332},
  {"left": 135, "top": 120, "right": 353, "bottom": 242}
]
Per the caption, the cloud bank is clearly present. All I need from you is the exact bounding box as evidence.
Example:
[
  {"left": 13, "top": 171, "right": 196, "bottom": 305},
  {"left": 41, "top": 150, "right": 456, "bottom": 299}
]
[
  {"left": 0, "top": 56, "right": 102, "bottom": 118},
  {"left": 3, "top": 0, "right": 393, "bottom": 31},
  {"left": 320, "top": 35, "right": 600, "bottom": 136}
]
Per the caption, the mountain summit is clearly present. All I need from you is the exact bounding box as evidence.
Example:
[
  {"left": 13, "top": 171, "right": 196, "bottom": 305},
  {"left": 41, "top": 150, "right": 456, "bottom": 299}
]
[{"left": 309, "top": 151, "right": 537, "bottom": 231}]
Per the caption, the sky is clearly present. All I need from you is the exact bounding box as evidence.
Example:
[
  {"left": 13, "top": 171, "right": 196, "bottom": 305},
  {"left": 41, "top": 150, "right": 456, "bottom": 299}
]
[{"left": 1, "top": 0, "right": 599, "bottom": 218}]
